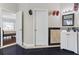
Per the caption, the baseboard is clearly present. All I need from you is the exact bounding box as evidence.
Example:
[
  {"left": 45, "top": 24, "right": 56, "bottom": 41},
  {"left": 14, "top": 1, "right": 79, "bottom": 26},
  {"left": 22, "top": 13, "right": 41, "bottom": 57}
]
[
  {"left": 22, "top": 43, "right": 60, "bottom": 49},
  {"left": 23, "top": 43, "right": 35, "bottom": 47},
  {"left": 0, "top": 43, "right": 16, "bottom": 49}
]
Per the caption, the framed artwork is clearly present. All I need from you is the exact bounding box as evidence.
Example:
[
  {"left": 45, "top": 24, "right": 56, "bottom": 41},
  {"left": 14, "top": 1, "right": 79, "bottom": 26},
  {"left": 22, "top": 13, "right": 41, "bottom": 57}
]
[{"left": 62, "top": 14, "right": 74, "bottom": 26}]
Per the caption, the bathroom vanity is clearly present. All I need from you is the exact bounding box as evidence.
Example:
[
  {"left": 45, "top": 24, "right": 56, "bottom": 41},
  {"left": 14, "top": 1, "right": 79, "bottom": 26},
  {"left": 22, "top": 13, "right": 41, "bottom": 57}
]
[
  {"left": 60, "top": 27, "right": 79, "bottom": 54},
  {"left": 60, "top": 13, "right": 79, "bottom": 54}
]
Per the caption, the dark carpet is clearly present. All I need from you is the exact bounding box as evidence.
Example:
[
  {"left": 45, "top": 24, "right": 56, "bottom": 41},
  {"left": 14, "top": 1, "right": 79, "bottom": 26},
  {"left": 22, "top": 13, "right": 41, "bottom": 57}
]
[{"left": 0, "top": 45, "right": 77, "bottom": 55}]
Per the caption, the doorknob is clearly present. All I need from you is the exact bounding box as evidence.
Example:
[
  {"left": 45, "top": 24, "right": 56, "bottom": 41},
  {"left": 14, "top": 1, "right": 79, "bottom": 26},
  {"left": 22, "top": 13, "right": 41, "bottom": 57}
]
[{"left": 35, "top": 29, "right": 37, "bottom": 31}]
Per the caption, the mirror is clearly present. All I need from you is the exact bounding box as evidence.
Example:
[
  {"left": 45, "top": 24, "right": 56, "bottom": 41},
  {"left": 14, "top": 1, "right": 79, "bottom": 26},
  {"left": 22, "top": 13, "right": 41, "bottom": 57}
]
[{"left": 62, "top": 14, "right": 74, "bottom": 26}]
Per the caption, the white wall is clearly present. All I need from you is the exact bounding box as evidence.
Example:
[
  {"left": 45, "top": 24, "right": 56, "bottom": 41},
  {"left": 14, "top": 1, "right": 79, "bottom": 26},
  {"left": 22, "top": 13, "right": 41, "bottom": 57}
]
[
  {"left": 60, "top": 3, "right": 79, "bottom": 27},
  {"left": 18, "top": 3, "right": 61, "bottom": 45},
  {"left": 60, "top": 3, "right": 74, "bottom": 13},
  {"left": 0, "top": 3, "right": 18, "bottom": 13}
]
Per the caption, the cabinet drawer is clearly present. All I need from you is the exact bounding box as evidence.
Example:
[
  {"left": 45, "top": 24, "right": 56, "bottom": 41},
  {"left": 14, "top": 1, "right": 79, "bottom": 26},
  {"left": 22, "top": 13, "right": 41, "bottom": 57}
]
[{"left": 66, "top": 34, "right": 71, "bottom": 36}]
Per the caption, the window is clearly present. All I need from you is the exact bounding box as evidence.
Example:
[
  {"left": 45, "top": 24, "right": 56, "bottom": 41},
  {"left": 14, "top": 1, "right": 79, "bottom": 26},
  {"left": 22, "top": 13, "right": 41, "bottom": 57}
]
[{"left": 3, "top": 22, "right": 15, "bottom": 31}]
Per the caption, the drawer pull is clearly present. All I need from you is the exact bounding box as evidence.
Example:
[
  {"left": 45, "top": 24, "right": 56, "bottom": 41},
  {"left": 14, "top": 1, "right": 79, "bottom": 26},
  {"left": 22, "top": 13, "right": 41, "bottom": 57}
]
[{"left": 66, "top": 34, "right": 70, "bottom": 35}]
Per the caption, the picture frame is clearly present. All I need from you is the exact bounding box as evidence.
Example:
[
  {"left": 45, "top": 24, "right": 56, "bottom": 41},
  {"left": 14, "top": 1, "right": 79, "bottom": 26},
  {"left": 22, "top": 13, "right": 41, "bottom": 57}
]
[{"left": 62, "top": 13, "right": 74, "bottom": 26}]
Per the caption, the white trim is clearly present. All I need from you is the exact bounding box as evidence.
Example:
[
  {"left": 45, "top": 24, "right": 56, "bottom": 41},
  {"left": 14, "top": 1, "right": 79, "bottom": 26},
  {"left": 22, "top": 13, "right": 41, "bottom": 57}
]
[
  {"left": 23, "top": 43, "right": 34, "bottom": 47},
  {"left": 0, "top": 43, "right": 16, "bottom": 49},
  {"left": 33, "top": 9, "right": 48, "bottom": 11},
  {"left": 33, "top": 9, "right": 36, "bottom": 46},
  {"left": 1, "top": 8, "right": 16, "bottom": 13},
  {"left": 23, "top": 43, "right": 59, "bottom": 49},
  {"left": 0, "top": 8, "right": 3, "bottom": 47},
  {"left": 22, "top": 43, "right": 35, "bottom": 49}
]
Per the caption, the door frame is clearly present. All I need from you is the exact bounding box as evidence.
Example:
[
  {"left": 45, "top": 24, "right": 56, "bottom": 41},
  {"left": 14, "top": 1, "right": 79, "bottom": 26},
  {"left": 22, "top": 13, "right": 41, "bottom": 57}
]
[{"left": 16, "top": 11, "right": 23, "bottom": 46}]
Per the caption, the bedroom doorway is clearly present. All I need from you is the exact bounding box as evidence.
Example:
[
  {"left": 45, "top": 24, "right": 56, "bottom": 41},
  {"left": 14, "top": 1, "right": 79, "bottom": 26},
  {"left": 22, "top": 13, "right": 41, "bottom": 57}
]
[
  {"left": 0, "top": 9, "right": 23, "bottom": 48},
  {"left": 1, "top": 9, "right": 16, "bottom": 47}
]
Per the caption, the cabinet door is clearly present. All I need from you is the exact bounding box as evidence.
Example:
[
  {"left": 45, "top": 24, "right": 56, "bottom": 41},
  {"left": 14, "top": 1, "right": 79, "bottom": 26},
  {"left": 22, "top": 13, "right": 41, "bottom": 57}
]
[
  {"left": 71, "top": 32, "right": 77, "bottom": 53},
  {"left": 51, "top": 30, "right": 60, "bottom": 44},
  {"left": 67, "top": 32, "right": 77, "bottom": 53},
  {"left": 66, "top": 32, "right": 72, "bottom": 51},
  {"left": 61, "top": 32, "right": 67, "bottom": 49}
]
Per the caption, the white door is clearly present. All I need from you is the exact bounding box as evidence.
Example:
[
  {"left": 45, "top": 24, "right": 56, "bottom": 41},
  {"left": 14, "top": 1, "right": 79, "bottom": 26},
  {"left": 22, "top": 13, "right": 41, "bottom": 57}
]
[
  {"left": 34, "top": 10, "right": 48, "bottom": 46},
  {"left": 16, "top": 11, "right": 23, "bottom": 46}
]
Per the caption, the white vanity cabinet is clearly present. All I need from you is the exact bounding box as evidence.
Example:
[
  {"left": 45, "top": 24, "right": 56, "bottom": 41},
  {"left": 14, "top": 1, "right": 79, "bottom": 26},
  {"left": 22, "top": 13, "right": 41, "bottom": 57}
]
[{"left": 60, "top": 31, "right": 77, "bottom": 53}]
